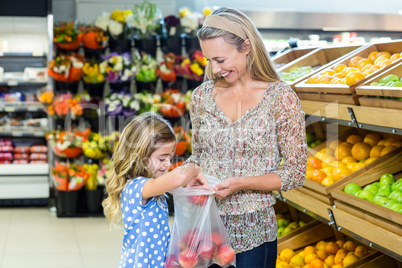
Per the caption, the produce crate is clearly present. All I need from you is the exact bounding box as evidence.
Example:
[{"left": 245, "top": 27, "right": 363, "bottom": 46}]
[
  {"left": 302, "top": 127, "right": 402, "bottom": 205},
  {"left": 355, "top": 254, "right": 402, "bottom": 268},
  {"left": 355, "top": 61, "right": 402, "bottom": 110},
  {"left": 295, "top": 40, "right": 402, "bottom": 99},
  {"left": 272, "top": 47, "right": 317, "bottom": 68},
  {"left": 278, "top": 222, "right": 380, "bottom": 267},
  {"left": 331, "top": 151, "right": 402, "bottom": 235},
  {"left": 278, "top": 44, "right": 363, "bottom": 90},
  {"left": 298, "top": 92, "right": 360, "bottom": 105}
]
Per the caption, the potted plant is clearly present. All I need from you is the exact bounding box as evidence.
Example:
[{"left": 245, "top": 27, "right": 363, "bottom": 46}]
[
  {"left": 130, "top": 0, "right": 164, "bottom": 58},
  {"left": 175, "top": 50, "right": 207, "bottom": 90},
  {"left": 135, "top": 53, "right": 158, "bottom": 93},
  {"left": 95, "top": 9, "right": 134, "bottom": 54},
  {"left": 156, "top": 53, "right": 183, "bottom": 90},
  {"left": 53, "top": 21, "right": 83, "bottom": 54},
  {"left": 160, "top": 14, "right": 182, "bottom": 55},
  {"left": 82, "top": 25, "right": 109, "bottom": 60},
  {"left": 179, "top": 7, "right": 203, "bottom": 54},
  {"left": 82, "top": 61, "right": 106, "bottom": 98},
  {"left": 46, "top": 128, "right": 90, "bottom": 158}
]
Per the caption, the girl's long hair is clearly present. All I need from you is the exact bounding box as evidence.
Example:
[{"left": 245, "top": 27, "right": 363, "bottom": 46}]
[
  {"left": 102, "top": 112, "right": 176, "bottom": 228},
  {"left": 197, "top": 7, "right": 280, "bottom": 82}
]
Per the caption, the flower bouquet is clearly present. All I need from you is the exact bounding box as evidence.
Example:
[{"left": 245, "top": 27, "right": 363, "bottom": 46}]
[
  {"left": 83, "top": 163, "right": 99, "bottom": 190},
  {"left": 48, "top": 53, "right": 85, "bottom": 93},
  {"left": 52, "top": 162, "right": 90, "bottom": 191},
  {"left": 46, "top": 128, "right": 90, "bottom": 158},
  {"left": 97, "top": 158, "right": 113, "bottom": 186},
  {"left": 135, "top": 54, "right": 157, "bottom": 92},
  {"left": 156, "top": 53, "right": 176, "bottom": 85},
  {"left": 53, "top": 21, "right": 83, "bottom": 52},
  {"left": 134, "top": 91, "right": 161, "bottom": 114},
  {"left": 173, "top": 126, "right": 190, "bottom": 156},
  {"left": 46, "top": 92, "right": 83, "bottom": 120},
  {"left": 82, "top": 25, "right": 109, "bottom": 60},
  {"left": 159, "top": 89, "right": 187, "bottom": 118},
  {"left": 95, "top": 9, "right": 134, "bottom": 53},
  {"left": 179, "top": 7, "right": 203, "bottom": 53},
  {"left": 83, "top": 131, "right": 119, "bottom": 159},
  {"left": 161, "top": 15, "right": 182, "bottom": 55},
  {"left": 104, "top": 92, "right": 139, "bottom": 117},
  {"left": 175, "top": 50, "right": 207, "bottom": 88},
  {"left": 82, "top": 61, "right": 106, "bottom": 97},
  {"left": 99, "top": 52, "right": 137, "bottom": 92}
]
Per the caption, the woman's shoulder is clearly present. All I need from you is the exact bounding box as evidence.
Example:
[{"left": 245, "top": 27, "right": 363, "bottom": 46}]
[{"left": 191, "top": 80, "right": 214, "bottom": 98}]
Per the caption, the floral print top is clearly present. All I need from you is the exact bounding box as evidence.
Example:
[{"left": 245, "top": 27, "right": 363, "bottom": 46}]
[{"left": 186, "top": 80, "right": 307, "bottom": 253}]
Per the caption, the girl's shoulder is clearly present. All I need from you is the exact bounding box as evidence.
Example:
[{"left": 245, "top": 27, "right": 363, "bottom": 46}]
[{"left": 125, "top": 177, "right": 151, "bottom": 190}]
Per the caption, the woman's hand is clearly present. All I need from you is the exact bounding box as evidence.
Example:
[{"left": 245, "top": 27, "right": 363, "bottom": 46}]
[
  {"left": 213, "top": 177, "right": 241, "bottom": 199},
  {"left": 187, "top": 171, "right": 208, "bottom": 187}
]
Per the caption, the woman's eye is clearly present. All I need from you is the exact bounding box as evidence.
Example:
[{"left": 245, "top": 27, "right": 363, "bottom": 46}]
[{"left": 217, "top": 60, "right": 224, "bottom": 63}]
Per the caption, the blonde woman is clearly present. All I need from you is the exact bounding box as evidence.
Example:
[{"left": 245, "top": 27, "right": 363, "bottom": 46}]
[
  {"left": 103, "top": 112, "right": 205, "bottom": 268},
  {"left": 187, "top": 7, "right": 307, "bottom": 268}
]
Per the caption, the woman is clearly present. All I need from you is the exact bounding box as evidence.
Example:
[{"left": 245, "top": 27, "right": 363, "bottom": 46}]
[{"left": 185, "top": 7, "right": 307, "bottom": 268}]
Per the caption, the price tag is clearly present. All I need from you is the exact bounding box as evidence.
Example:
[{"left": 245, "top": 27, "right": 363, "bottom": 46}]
[
  {"left": 32, "top": 52, "right": 44, "bottom": 57},
  {"left": 27, "top": 106, "right": 39, "bottom": 112},
  {"left": 7, "top": 80, "right": 18, "bottom": 86},
  {"left": 12, "top": 131, "right": 23, "bottom": 137},
  {"left": 34, "top": 131, "right": 44, "bottom": 137},
  {"left": 5, "top": 107, "right": 15, "bottom": 112}
]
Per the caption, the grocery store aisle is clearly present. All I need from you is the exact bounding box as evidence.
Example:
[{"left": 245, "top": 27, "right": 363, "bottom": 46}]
[{"left": 0, "top": 207, "right": 124, "bottom": 268}]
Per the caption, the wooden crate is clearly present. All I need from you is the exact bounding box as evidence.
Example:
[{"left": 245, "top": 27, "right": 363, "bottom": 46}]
[
  {"left": 298, "top": 92, "right": 360, "bottom": 105},
  {"left": 278, "top": 45, "right": 363, "bottom": 89},
  {"left": 355, "top": 61, "right": 402, "bottom": 110},
  {"left": 272, "top": 47, "right": 317, "bottom": 67},
  {"left": 330, "top": 155, "right": 402, "bottom": 235},
  {"left": 355, "top": 254, "right": 402, "bottom": 268},
  {"left": 295, "top": 40, "right": 402, "bottom": 95}
]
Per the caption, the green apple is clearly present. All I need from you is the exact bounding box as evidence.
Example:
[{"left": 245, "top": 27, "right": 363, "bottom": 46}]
[
  {"left": 364, "top": 184, "right": 379, "bottom": 195},
  {"left": 288, "top": 221, "right": 299, "bottom": 229},
  {"left": 380, "top": 74, "right": 400, "bottom": 84},
  {"left": 277, "top": 227, "right": 285, "bottom": 237},
  {"left": 354, "top": 190, "right": 363, "bottom": 197},
  {"left": 385, "top": 81, "right": 395, "bottom": 87},
  {"left": 383, "top": 200, "right": 397, "bottom": 210},
  {"left": 283, "top": 226, "right": 295, "bottom": 235},
  {"left": 388, "top": 202, "right": 402, "bottom": 212},
  {"left": 389, "top": 190, "right": 402, "bottom": 203},
  {"left": 373, "top": 194, "right": 389, "bottom": 206},
  {"left": 299, "top": 221, "right": 306, "bottom": 227},
  {"left": 289, "top": 66, "right": 299, "bottom": 72},
  {"left": 306, "top": 133, "right": 315, "bottom": 144},
  {"left": 344, "top": 183, "right": 362, "bottom": 196},
  {"left": 370, "top": 82, "right": 379, "bottom": 86},
  {"left": 358, "top": 190, "right": 375, "bottom": 202},
  {"left": 378, "top": 184, "right": 392, "bottom": 196},
  {"left": 380, "top": 174, "right": 396, "bottom": 186},
  {"left": 372, "top": 182, "right": 380, "bottom": 188},
  {"left": 277, "top": 218, "right": 289, "bottom": 228},
  {"left": 392, "top": 81, "right": 402, "bottom": 87},
  {"left": 392, "top": 179, "right": 402, "bottom": 192}
]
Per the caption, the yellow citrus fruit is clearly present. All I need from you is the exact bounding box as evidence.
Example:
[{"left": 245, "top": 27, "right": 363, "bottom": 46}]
[
  {"left": 325, "top": 255, "right": 335, "bottom": 267},
  {"left": 369, "top": 65, "right": 381, "bottom": 74},
  {"left": 321, "top": 166, "right": 334, "bottom": 176},
  {"left": 310, "top": 258, "right": 324, "bottom": 268},
  {"left": 277, "top": 261, "right": 291, "bottom": 268},
  {"left": 383, "top": 138, "right": 401, "bottom": 146},
  {"left": 336, "top": 240, "right": 345, "bottom": 249},
  {"left": 349, "top": 56, "right": 364, "bottom": 67},
  {"left": 305, "top": 253, "right": 319, "bottom": 264},
  {"left": 325, "top": 242, "right": 340, "bottom": 255},
  {"left": 343, "top": 67, "right": 359, "bottom": 76},
  {"left": 370, "top": 145, "right": 385, "bottom": 158},
  {"left": 316, "top": 250, "right": 328, "bottom": 261},
  {"left": 379, "top": 59, "right": 393, "bottom": 68},
  {"left": 332, "top": 265, "right": 343, "bottom": 268},
  {"left": 290, "top": 254, "right": 306, "bottom": 267},
  {"left": 316, "top": 241, "right": 328, "bottom": 252},
  {"left": 354, "top": 245, "right": 368, "bottom": 258},
  {"left": 390, "top": 53, "right": 401, "bottom": 61},
  {"left": 364, "top": 157, "right": 378, "bottom": 165},
  {"left": 377, "top": 51, "right": 391, "bottom": 59},
  {"left": 280, "top": 248, "right": 296, "bottom": 262},
  {"left": 334, "top": 144, "right": 352, "bottom": 161},
  {"left": 331, "top": 161, "right": 347, "bottom": 168},
  {"left": 363, "top": 133, "right": 382, "bottom": 147},
  {"left": 305, "top": 246, "right": 317, "bottom": 256},
  {"left": 368, "top": 51, "right": 380, "bottom": 62},
  {"left": 343, "top": 241, "right": 357, "bottom": 252},
  {"left": 321, "top": 176, "right": 335, "bottom": 186},
  {"left": 343, "top": 253, "right": 359, "bottom": 266},
  {"left": 322, "top": 155, "right": 336, "bottom": 168},
  {"left": 392, "top": 141, "right": 402, "bottom": 147},
  {"left": 361, "top": 64, "right": 373, "bottom": 72},
  {"left": 381, "top": 146, "right": 398, "bottom": 156},
  {"left": 346, "top": 134, "right": 363, "bottom": 145},
  {"left": 334, "top": 64, "right": 347, "bottom": 73},
  {"left": 345, "top": 72, "right": 365, "bottom": 86},
  {"left": 329, "top": 139, "right": 342, "bottom": 150},
  {"left": 356, "top": 59, "right": 372, "bottom": 70},
  {"left": 351, "top": 142, "right": 372, "bottom": 161},
  {"left": 334, "top": 250, "right": 347, "bottom": 264},
  {"left": 322, "top": 69, "right": 336, "bottom": 76},
  {"left": 315, "top": 152, "right": 325, "bottom": 161},
  {"left": 332, "top": 166, "right": 352, "bottom": 181},
  {"left": 341, "top": 156, "right": 357, "bottom": 165},
  {"left": 350, "top": 162, "right": 365, "bottom": 172}
]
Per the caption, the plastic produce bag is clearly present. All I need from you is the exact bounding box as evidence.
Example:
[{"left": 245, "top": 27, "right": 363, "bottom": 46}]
[{"left": 166, "top": 176, "right": 236, "bottom": 268}]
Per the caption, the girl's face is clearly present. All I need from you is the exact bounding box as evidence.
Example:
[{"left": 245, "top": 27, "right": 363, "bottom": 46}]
[
  {"left": 200, "top": 36, "right": 250, "bottom": 83},
  {"left": 148, "top": 141, "right": 175, "bottom": 177}
]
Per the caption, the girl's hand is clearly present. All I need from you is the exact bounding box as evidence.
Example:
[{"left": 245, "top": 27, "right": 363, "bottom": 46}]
[
  {"left": 213, "top": 177, "right": 241, "bottom": 199},
  {"left": 187, "top": 171, "right": 208, "bottom": 187}
]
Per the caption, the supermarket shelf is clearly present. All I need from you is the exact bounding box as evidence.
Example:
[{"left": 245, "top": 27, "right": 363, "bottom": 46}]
[
  {"left": 0, "top": 81, "right": 47, "bottom": 87},
  {"left": 0, "top": 102, "right": 45, "bottom": 112},
  {"left": 0, "top": 163, "right": 49, "bottom": 175},
  {"left": 0, "top": 131, "right": 45, "bottom": 137}
]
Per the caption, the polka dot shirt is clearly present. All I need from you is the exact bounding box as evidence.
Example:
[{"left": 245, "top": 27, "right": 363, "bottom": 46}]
[{"left": 119, "top": 177, "right": 170, "bottom": 268}]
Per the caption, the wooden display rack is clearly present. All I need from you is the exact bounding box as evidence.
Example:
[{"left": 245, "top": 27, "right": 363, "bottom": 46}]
[
  {"left": 278, "top": 44, "right": 363, "bottom": 90},
  {"left": 272, "top": 47, "right": 317, "bottom": 67},
  {"left": 355, "top": 61, "right": 402, "bottom": 110},
  {"left": 295, "top": 40, "right": 402, "bottom": 104},
  {"left": 355, "top": 254, "right": 402, "bottom": 268}
]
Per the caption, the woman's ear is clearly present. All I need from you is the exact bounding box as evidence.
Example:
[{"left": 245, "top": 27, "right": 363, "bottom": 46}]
[{"left": 243, "top": 39, "right": 252, "bottom": 53}]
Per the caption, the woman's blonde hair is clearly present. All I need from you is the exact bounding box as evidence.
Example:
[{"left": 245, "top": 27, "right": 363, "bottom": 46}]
[
  {"left": 102, "top": 112, "right": 176, "bottom": 227},
  {"left": 197, "top": 7, "right": 280, "bottom": 82}
]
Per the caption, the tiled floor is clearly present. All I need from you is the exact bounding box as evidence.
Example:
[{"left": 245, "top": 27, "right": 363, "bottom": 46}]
[{"left": 0, "top": 206, "right": 173, "bottom": 268}]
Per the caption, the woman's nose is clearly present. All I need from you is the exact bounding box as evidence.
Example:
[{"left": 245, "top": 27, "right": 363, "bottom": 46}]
[{"left": 210, "top": 61, "right": 221, "bottom": 74}]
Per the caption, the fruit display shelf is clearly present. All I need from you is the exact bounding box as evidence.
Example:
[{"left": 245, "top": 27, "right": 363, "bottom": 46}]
[
  {"left": 271, "top": 47, "right": 317, "bottom": 68},
  {"left": 355, "top": 61, "right": 402, "bottom": 110},
  {"left": 278, "top": 44, "right": 363, "bottom": 90},
  {"left": 294, "top": 40, "right": 402, "bottom": 104},
  {"left": 330, "top": 152, "right": 402, "bottom": 235}
]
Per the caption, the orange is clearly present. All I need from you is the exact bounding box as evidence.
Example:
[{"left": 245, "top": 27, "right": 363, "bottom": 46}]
[
  {"left": 361, "top": 64, "right": 373, "bottom": 72},
  {"left": 321, "top": 155, "right": 336, "bottom": 168},
  {"left": 377, "top": 139, "right": 385, "bottom": 146},
  {"left": 309, "top": 258, "right": 324, "bottom": 268},
  {"left": 390, "top": 53, "right": 401, "bottom": 61},
  {"left": 334, "top": 250, "right": 347, "bottom": 265},
  {"left": 304, "top": 246, "right": 317, "bottom": 255},
  {"left": 369, "top": 65, "right": 381, "bottom": 74},
  {"left": 317, "top": 75, "right": 332, "bottom": 84},
  {"left": 332, "top": 166, "right": 352, "bottom": 181},
  {"left": 376, "top": 51, "right": 391, "bottom": 59},
  {"left": 330, "top": 78, "right": 342, "bottom": 84},
  {"left": 368, "top": 51, "right": 380, "bottom": 62},
  {"left": 348, "top": 56, "right": 363, "bottom": 67},
  {"left": 364, "top": 157, "right": 378, "bottom": 165},
  {"left": 334, "top": 143, "right": 352, "bottom": 161},
  {"left": 321, "top": 166, "right": 334, "bottom": 176},
  {"left": 392, "top": 141, "right": 402, "bottom": 147},
  {"left": 316, "top": 250, "right": 328, "bottom": 261},
  {"left": 332, "top": 73, "right": 345, "bottom": 79},
  {"left": 356, "top": 58, "right": 371, "bottom": 70},
  {"left": 374, "top": 55, "right": 390, "bottom": 65},
  {"left": 305, "top": 253, "right": 319, "bottom": 264},
  {"left": 332, "top": 265, "right": 343, "bottom": 268},
  {"left": 336, "top": 240, "right": 345, "bottom": 249},
  {"left": 380, "top": 146, "right": 397, "bottom": 156},
  {"left": 341, "top": 156, "right": 357, "bottom": 165},
  {"left": 280, "top": 248, "right": 296, "bottom": 262},
  {"left": 325, "top": 255, "right": 335, "bottom": 267},
  {"left": 315, "top": 152, "right": 325, "bottom": 161},
  {"left": 363, "top": 133, "right": 382, "bottom": 147},
  {"left": 306, "top": 169, "right": 315, "bottom": 180},
  {"left": 277, "top": 261, "right": 291, "bottom": 268},
  {"left": 325, "top": 241, "right": 340, "bottom": 255},
  {"left": 351, "top": 142, "right": 372, "bottom": 161},
  {"left": 290, "top": 254, "right": 305, "bottom": 267},
  {"left": 370, "top": 145, "right": 385, "bottom": 157},
  {"left": 330, "top": 161, "right": 347, "bottom": 169},
  {"left": 321, "top": 176, "right": 335, "bottom": 186},
  {"left": 334, "top": 64, "right": 347, "bottom": 73},
  {"left": 345, "top": 72, "right": 365, "bottom": 86},
  {"left": 379, "top": 59, "right": 392, "bottom": 68},
  {"left": 346, "top": 134, "right": 363, "bottom": 145},
  {"left": 383, "top": 138, "right": 401, "bottom": 146},
  {"left": 349, "top": 162, "right": 365, "bottom": 172},
  {"left": 354, "top": 245, "right": 368, "bottom": 258},
  {"left": 343, "top": 253, "right": 359, "bottom": 266},
  {"left": 306, "top": 77, "right": 315, "bottom": 84},
  {"left": 311, "top": 170, "right": 327, "bottom": 184},
  {"left": 329, "top": 139, "right": 342, "bottom": 151},
  {"left": 343, "top": 241, "right": 357, "bottom": 252},
  {"left": 343, "top": 67, "right": 359, "bottom": 76},
  {"left": 322, "top": 69, "right": 336, "bottom": 76},
  {"left": 316, "top": 241, "right": 328, "bottom": 252},
  {"left": 307, "top": 156, "right": 322, "bottom": 169},
  {"left": 299, "top": 251, "right": 306, "bottom": 257}
]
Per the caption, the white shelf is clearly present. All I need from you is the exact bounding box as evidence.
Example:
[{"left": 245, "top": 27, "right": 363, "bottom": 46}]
[
  {"left": 0, "top": 175, "right": 49, "bottom": 199},
  {"left": 0, "top": 163, "right": 49, "bottom": 175}
]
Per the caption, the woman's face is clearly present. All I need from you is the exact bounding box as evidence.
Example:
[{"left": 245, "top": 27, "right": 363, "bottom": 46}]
[
  {"left": 200, "top": 36, "right": 250, "bottom": 83},
  {"left": 148, "top": 141, "right": 175, "bottom": 177}
]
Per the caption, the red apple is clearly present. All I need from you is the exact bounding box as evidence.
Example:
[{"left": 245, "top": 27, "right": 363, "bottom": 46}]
[
  {"left": 188, "top": 195, "right": 209, "bottom": 206},
  {"left": 214, "top": 244, "right": 235, "bottom": 266},
  {"left": 179, "top": 248, "right": 199, "bottom": 268},
  {"left": 209, "top": 232, "right": 224, "bottom": 247},
  {"left": 165, "top": 254, "right": 180, "bottom": 268},
  {"left": 197, "top": 239, "right": 217, "bottom": 260},
  {"left": 180, "top": 229, "right": 202, "bottom": 251}
]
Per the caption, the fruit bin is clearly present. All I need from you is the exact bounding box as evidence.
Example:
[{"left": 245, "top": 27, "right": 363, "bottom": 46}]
[
  {"left": 330, "top": 152, "right": 402, "bottom": 235},
  {"left": 277, "top": 44, "right": 363, "bottom": 90},
  {"left": 271, "top": 47, "right": 317, "bottom": 68},
  {"left": 277, "top": 222, "right": 380, "bottom": 267},
  {"left": 302, "top": 127, "right": 402, "bottom": 205},
  {"left": 355, "top": 61, "right": 402, "bottom": 110},
  {"left": 294, "top": 40, "right": 402, "bottom": 103},
  {"left": 355, "top": 253, "right": 402, "bottom": 268}
]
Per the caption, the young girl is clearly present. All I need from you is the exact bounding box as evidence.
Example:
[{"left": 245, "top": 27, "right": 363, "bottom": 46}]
[{"left": 103, "top": 112, "right": 204, "bottom": 268}]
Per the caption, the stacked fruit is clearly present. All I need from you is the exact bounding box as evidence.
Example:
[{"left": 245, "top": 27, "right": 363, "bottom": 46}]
[
  {"left": 276, "top": 213, "right": 307, "bottom": 238},
  {"left": 344, "top": 174, "right": 402, "bottom": 213},
  {"left": 370, "top": 74, "right": 402, "bottom": 87},
  {"left": 306, "top": 133, "right": 323, "bottom": 150},
  {"left": 305, "top": 51, "right": 401, "bottom": 86},
  {"left": 276, "top": 239, "right": 371, "bottom": 268},
  {"left": 279, "top": 66, "right": 314, "bottom": 82},
  {"left": 306, "top": 133, "right": 401, "bottom": 186}
]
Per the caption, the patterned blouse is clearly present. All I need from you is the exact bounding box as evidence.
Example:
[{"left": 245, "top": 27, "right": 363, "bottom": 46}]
[{"left": 186, "top": 80, "right": 307, "bottom": 253}]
